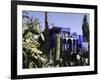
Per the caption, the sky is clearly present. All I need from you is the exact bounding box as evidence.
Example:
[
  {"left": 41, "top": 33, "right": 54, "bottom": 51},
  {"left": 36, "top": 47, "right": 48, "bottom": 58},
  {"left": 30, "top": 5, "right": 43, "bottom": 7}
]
[{"left": 23, "top": 11, "right": 90, "bottom": 35}]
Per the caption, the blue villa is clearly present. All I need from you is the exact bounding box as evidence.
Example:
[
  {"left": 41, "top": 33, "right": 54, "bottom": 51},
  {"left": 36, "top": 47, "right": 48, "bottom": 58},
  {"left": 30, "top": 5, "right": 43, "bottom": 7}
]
[{"left": 49, "top": 26, "right": 88, "bottom": 55}]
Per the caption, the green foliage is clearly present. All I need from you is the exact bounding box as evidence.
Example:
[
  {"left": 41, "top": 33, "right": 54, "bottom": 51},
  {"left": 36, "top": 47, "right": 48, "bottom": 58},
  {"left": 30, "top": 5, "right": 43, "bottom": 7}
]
[
  {"left": 22, "top": 13, "right": 49, "bottom": 69},
  {"left": 82, "top": 15, "right": 89, "bottom": 42}
]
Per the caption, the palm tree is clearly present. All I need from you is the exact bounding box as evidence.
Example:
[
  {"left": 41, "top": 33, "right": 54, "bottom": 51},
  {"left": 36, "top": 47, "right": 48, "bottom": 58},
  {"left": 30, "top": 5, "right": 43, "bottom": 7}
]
[{"left": 22, "top": 12, "right": 48, "bottom": 68}]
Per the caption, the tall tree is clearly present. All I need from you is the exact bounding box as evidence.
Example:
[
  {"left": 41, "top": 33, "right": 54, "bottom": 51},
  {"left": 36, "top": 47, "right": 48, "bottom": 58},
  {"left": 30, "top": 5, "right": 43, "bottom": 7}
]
[
  {"left": 82, "top": 15, "right": 89, "bottom": 42},
  {"left": 41, "top": 12, "right": 50, "bottom": 58}
]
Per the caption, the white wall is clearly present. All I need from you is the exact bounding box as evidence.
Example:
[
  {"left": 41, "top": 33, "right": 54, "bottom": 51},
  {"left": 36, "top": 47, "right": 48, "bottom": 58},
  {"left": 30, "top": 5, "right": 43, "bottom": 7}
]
[{"left": 0, "top": 0, "right": 99, "bottom": 80}]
